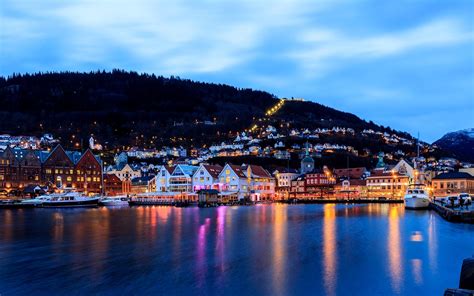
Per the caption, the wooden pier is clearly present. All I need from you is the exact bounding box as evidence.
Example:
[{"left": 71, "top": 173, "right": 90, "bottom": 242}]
[{"left": 430, "top": 202, "right": 474, "bottom": 224}]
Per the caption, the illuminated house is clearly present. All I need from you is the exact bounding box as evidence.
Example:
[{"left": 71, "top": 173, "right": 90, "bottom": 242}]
[
  {"left": 0, "top": 145, "right": 103, "bottom": 195},
  {"left": 218, "top": 164, "right": 249, "bottom": 200},
  {"left": 192, "top": 164, "right": 223, "bottom": 191},
  {"left": 155, "top": 165, "right": 174, "bottom": 192},
  {"left": 245, "top": 165, "right": 275, "bottom": 201},
  {"left": 105, "top": 163, "right": 141, "bottom": 181},
  {"left": 366, "top": 170, "right": 409, "bottom": 199},
  {"left": 168, "top": 164, "right": 198, "bottom": 192},
  {"left": 273, "top": 168, "right": 299, "bottom": 199}
]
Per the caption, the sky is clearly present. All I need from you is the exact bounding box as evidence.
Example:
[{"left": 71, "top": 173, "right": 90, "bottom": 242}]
[{"left": 1, "top": 0, "right": 473, "bottom": 142}]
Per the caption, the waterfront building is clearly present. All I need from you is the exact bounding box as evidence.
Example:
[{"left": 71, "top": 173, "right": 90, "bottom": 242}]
[
  {"left": 130, "top": 176, "right": 155, "bottom": 194},
  {"left": 103, "top": 173, "right": 123, "bottom": 196},
  {"left": 168, "top": 164, "right": 198, "bottom": 192},
  {"left": 106, "top": 163, "right": 141, "bottom": 181},
  {"left": 273, "top": 168, "right": 299, "bottom": 200},
  {"left": 0, "top": 145, "right": 103, "bottom": 195},
  {"left": 431, "top": 172, "right": 474, "bottom": 196},
  {"left": 218, "top": 164, "right": 249, "bottom": 200},
  {"left": 192, "top": 164, "right": 223, "bottom": 191},
  {"left": 245, "top": 165, "right": 275, "bottom": 201},
  {"left": 155, "top": 165, "right": 173, "bottom": 192},
  {"left": 290, "top": 168, "right": 336, "bottom": 199},
  {"left": 366, "top": 170, "right": 409, "bottom": 199},
  {"left": 334, "top": 179, "right": 367, "bottom": 199}
]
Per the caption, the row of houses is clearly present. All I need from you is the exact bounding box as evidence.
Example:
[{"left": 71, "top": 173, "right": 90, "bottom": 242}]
[
  {"left": 0, "top": 145, "right": 103, "bottom": 196},
  {"left": 150, "top": 163, "right": 275, "bottom": 201}
]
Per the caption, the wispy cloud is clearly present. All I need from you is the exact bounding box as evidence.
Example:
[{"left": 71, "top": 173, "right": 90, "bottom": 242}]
[{"left": 290, "top": 18, "right": 473, "bottom": 77}]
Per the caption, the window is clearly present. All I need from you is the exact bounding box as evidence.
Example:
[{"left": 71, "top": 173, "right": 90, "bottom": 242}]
[
  {"left": 67, "top": 177, "right": 72, "bottom": 182},
  {"left": 226, "top": 169, "right": 230, "bottom": 175}
]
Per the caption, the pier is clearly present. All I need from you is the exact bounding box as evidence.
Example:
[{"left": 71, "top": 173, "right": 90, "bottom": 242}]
[{"left": 430, "top": 202, "right": 474, "bottom": 224}]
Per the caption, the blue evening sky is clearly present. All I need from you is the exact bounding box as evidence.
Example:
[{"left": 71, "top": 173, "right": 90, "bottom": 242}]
[{"left": 1, "top": 0, "right": 473, "bottom": 142}]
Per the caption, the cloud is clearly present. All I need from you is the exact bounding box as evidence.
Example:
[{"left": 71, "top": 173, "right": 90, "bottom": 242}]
[{"left": 290, "top": 18, "right": 473, "bottom": 77}]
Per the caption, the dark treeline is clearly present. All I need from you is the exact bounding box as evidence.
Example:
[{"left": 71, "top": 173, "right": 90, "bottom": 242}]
[{"left": 0, "top": 70, "right": 410, "bottom": 148}]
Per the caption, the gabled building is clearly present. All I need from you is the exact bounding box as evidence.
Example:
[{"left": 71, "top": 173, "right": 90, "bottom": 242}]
[
  {"left": 219, "top": 164, "right": 249, "bottom": 200},
  {"left": 155, "top": 165, "right": 174, "bottom": 192},
  {"left": 192, "top": 164, "right": 223, "bottom": 191},
  {"left": 245, "top": 165, "right": 275, "bottom": 201},
  {"left": 0, "top": 145, "right": 103, "bottom": 195},
  {"left": 168, "top": 164, "right": 198, "bottom": 192},
  {"left": 103, "top": 173, "right": 123, "bottom": 196},
  {"left": 106, "top": 163, "right": 141, "bottom": 181}
]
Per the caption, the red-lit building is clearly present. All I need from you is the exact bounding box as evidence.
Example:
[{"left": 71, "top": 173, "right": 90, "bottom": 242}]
[
  {"left": 103, "top": 173, "right": 123, "bottom": 196},
  {"left": 290, "top": 169, "right": 336, "bottom": 199},
  {"left": 0, "top": 145, "right": 103, "bottom": 196}
]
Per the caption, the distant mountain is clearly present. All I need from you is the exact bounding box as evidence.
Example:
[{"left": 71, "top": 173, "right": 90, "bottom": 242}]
[{"left": 433, "top": 128, "right": 474, "bottom": 162}]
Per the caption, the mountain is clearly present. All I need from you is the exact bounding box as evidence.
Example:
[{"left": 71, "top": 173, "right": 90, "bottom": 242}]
[
  {"left": 433, "top": 128, "right": 474, "bottom": 162},
  {"left": 1, "top": 70, "right": 464, "bottom": 166}
]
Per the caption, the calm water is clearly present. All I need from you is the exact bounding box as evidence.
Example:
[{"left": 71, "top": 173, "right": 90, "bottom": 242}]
[{"left": 1, "top": 204, "right": 473, "bottom": 295}]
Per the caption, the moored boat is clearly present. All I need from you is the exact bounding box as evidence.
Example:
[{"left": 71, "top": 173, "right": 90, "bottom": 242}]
[
  {"left": 404, "top": 184, "right": 430, "bottom": 209},
  {"left": 21, "top": 195, "right": 53, "bottom": 206},
  {"left": 42, "top": 192, "right": 99, "bottom": 207}
]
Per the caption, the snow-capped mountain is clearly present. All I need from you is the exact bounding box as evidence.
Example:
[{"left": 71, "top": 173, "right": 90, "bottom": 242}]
[{"left": 433, "top": 128, "right": 474, "bottom": 162}]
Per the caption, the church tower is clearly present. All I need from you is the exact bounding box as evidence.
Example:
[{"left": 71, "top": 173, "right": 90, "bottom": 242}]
[{"left": 300, "top": 142, "right": 314, "bottom": 174}]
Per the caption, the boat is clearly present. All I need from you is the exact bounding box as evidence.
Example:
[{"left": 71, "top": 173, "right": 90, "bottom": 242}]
[
  {"left": 404, "top": 184, "right": 430, "bottom": 209},
  {"left": 21, "top": 195, "right": 53, "bottom": 206},
  {"left": 41, "top": 192, "right": 99, "bottom": 207},
  {"left": 99, "top": 196, "right": 129, "bottom": 206}
]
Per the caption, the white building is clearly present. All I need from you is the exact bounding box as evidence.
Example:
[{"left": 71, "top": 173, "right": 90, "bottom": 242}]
[
  {"left": 192, "top": 164, "right": 223, "bottom": 191},
  {"left": 155, "top": 165, "right": 174, "bottom": 192},
  {"left": 106, "top": 163, "right": 141, "bottom": 181},
  {"left": 219, "top": 164, "right": 249, "bottom": 200},
  {"left": 168, "top": 164, "right": 198, "bottom": 192}
]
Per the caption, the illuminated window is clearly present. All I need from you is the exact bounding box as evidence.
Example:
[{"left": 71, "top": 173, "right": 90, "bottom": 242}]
[
  {"left": 226, "top": 169, "right": 230, "bottom": 175},
  {"left": 67, "top": 177, "right": 72, "bottom": 182}
]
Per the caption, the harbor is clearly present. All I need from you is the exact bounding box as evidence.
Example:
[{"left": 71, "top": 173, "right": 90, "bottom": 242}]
[{"left": 1, "top": 203, "right": 473, "bottom": 295}]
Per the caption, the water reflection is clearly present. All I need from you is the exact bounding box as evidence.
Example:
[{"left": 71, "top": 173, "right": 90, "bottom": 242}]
[
  {"left": 52, "top": 212, "right": 64, "bottom": 243},
  {"left": 387, "top": 206, "right": 403, "bottom": 293},
  {"left": 272, "top": 205, "right": 287, "bottom": 296},
  {"left": 428, "top": 214, "right": 438, "bottom": 272},
  {"left": 323, "top": 204, "right": 336, "bottom": 296},
  {"left": 411, "top": 259, "right": 423, "bottom": 285}
]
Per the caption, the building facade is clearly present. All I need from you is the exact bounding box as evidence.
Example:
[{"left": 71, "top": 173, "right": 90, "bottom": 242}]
[{"left": 432, "top": 172, "right": 474, "bottom": 196}]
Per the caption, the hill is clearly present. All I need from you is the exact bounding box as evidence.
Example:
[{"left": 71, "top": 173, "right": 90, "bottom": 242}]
[
  {"left": 433, "top": 128, "right": 474, "bottom": 163},
  {"left": 0, "top": 70, "right": 407, "bottom": 149}
]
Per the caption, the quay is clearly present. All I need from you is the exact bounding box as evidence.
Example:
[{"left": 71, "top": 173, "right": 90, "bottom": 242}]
[
  {"left": 279, "top": 198, "right": 403, "bottom": 204},
  {"left": 430, "top": 202, "right": 474, "bottom": 224}
]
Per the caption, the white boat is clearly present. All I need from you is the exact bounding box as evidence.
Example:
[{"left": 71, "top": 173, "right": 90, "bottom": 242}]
[
  {"left": 404, "top": 184, "right": 430, "bottom": 209},
  {"left": 99, "top": 196, "right": 129, "bottom": 206},
  {"left": 42, "top": 192, "right": 99, "bottom": 207},
  {"left": 21, "top": 195, "right": 53, "bottom": 206}
]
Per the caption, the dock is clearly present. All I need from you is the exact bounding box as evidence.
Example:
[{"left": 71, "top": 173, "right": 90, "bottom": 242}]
[
  {"left": 430, "top": 202, "right": 474, "bottom": 224},
  {"left": 279, "top": 198, "right": 404, "bottom": 204}
]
